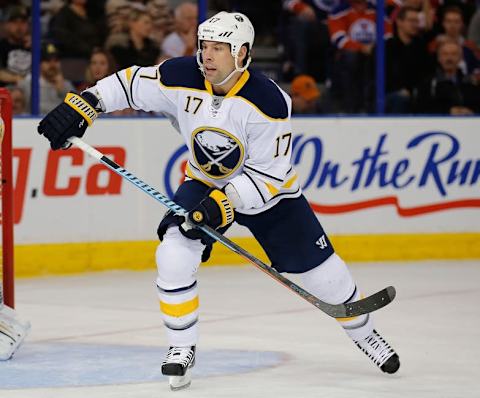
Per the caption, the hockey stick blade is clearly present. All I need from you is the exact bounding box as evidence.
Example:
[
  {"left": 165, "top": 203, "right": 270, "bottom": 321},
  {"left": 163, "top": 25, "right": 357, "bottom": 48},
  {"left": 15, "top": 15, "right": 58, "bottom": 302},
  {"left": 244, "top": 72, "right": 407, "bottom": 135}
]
[
  {"left": 68, "top": 137, "right": 396, "bottom": 318},
  {"left": 340, "top": 286, "right": 396, "bottom": 318}
]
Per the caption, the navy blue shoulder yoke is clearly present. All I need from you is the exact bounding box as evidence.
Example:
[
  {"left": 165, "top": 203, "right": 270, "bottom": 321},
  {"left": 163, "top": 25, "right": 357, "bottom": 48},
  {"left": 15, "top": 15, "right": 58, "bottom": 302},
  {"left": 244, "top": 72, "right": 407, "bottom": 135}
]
[
  {"left": 159, "top": 56, "right": 205, "bottom": 90},
  {"left": 236, "top": 70, "right": 289, "bottom": 119}
]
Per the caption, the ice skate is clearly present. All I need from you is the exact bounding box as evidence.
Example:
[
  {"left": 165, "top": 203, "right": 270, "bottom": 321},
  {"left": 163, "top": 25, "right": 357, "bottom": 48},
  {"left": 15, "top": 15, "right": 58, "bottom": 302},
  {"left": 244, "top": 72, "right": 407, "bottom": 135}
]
[
  {"left": 355, "top": 329, "right": 400, "bottom": 374},
  {"left": 161, "top": 346, "right": 196, "bottom": 391}
]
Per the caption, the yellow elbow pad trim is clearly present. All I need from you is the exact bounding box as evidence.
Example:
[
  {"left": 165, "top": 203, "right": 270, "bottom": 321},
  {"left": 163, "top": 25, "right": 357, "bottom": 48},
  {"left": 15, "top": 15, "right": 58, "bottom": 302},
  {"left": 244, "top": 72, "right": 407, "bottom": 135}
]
[
  {"left": 64, "top": 93, "right": 98, "bottom": 126},
  {"left": 160, "top": 296, "right": 199, "bottom": 317},
  {"left": 209, "top": 189, "right": 234, "bottom": 227}
]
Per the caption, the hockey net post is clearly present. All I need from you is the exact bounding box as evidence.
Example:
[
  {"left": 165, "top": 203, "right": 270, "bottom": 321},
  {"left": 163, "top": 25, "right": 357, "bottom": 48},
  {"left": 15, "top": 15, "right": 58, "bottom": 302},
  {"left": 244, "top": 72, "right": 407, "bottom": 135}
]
[{"left": 0, "top": 87, "right": 14, "bottom": 308}]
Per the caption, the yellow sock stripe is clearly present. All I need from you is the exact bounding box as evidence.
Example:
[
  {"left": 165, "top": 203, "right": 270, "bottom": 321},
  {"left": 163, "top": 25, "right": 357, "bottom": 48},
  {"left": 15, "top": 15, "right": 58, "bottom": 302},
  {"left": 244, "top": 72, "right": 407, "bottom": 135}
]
[
  {"left": 160, "top": 296, "right": 199, "bottom": 317},
  {"left": 209, "top": 190, "right": 234, "bottom": 227},
  {"left": 337, "top": 315, "right": 359, "bottom": 322},
  {"left": 64, "top": 93, "right": 97, "bottom": 126}
]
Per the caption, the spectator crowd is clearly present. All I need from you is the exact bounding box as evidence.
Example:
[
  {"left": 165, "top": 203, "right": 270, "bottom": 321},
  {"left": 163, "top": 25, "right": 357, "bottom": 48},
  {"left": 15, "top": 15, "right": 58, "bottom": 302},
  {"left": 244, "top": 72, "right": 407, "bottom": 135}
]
[{"left": 1, "top": 0, "right": 479, "bottom": 115}]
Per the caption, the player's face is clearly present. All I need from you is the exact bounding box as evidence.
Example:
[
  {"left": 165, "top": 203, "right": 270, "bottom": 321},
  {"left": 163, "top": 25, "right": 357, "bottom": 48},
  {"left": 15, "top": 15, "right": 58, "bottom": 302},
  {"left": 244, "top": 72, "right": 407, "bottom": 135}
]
[{"left": 201, "top": 41, "right": 235, "bottom": 84}]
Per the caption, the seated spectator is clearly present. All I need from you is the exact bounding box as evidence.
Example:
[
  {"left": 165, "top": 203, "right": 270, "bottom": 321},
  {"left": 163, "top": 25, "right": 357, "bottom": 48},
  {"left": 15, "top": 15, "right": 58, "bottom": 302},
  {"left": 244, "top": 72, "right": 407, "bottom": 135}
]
[
  {"left": 109, "top": 8, "right": 160, "bottom": 70},
  {"left": 50, "top": 0, "right": 101, "bottom": 58},
  {"left": 390, "top": 0, "right": 436, "bottom": 33},
  {"left": 468, "top": 6, "right": 480, "bottom": 47},
  {"left": 105, "top": 0, "right": 132, "bottom": 36},
  {"left": 415, "top": 39, "right": 480, "bottom": 114},
  {"left": 161, "top": 2, "right": 197, "bottom": 58},
  {"left": 328, "top": 0, "right": 393, "bottom": 112},
  {"left": 435, "top": 0, "right": 477, "bottom": 29},
  {"left": 290, "top": 74, "right": 322, "bottom": 114},
  {"left": 40, "top": 0, "right": 64, "bottom": 36},
  {"left": 147, "top": 0, "right": 174, "bottom": 47},
  {"left": 77, "top": 47, "right": 116, "bottom": 91},
  {"left": 429, "top": 5, "right": 479, "bottom": 75},
  {"left": 7, "top": 85, "right": 27, "bottom": 115},
  {"left": 223, "top": 0, "right": 280, "bottom": 45},
  {"left": 281, "top": 0, "right": 339, "bottom": 82},
  {"left": 18, "top": 42, "right": 75, "bottom": 115},
  {"left": 386, "top": 6, "right": 434, "bottom": 113},
  {"left": 0, "top": 5, "right": 31, "bottom": 86}
]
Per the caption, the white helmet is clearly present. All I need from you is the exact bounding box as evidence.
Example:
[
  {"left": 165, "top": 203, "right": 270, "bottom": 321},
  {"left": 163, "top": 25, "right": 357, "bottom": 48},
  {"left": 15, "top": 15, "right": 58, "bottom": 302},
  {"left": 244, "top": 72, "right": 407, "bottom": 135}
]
[{"left": 197, "top": 11, "right": 255, "bottom": 85}]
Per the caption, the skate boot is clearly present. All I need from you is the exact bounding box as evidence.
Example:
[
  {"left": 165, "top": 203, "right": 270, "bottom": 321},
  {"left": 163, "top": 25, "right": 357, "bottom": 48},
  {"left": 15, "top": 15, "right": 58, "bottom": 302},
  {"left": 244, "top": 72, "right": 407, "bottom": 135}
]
[
  {"left": 355, "top": 329, "right": 400, "bottom": 374},
  {"left": 161, "top": 346, "right": 196, "bottom": 391}
]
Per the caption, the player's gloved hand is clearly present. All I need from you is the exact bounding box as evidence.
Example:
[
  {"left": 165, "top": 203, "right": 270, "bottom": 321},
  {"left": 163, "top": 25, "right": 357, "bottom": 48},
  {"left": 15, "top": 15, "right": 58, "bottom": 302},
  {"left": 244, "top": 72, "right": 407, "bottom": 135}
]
[
  {"left": 37, "top": 91, "right": 99, "bottom": 150},
  {"left": 188, "top": 188, "right": 234, "bottom": 229}
]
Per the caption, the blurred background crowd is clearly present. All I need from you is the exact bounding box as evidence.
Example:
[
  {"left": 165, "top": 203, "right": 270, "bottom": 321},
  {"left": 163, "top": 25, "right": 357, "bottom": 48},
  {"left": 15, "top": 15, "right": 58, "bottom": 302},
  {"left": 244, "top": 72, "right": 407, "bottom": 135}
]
[{"left": 1, "top": 0, "right": 479, "bottom": 116}]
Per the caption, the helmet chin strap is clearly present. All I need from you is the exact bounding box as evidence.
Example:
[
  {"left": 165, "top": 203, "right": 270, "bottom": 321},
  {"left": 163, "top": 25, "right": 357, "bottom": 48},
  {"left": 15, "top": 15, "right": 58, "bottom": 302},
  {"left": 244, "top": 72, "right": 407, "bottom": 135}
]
[{"left": 197, "top": 51, "right": 252, "bottom": 88}]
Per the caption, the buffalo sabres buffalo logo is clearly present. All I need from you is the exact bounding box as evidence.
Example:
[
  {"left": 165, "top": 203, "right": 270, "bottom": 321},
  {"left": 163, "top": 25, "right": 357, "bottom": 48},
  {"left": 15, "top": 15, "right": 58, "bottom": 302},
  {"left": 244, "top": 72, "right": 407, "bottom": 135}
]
[{"left": 191, "top": 127, "right": 244, "bottom": 179}]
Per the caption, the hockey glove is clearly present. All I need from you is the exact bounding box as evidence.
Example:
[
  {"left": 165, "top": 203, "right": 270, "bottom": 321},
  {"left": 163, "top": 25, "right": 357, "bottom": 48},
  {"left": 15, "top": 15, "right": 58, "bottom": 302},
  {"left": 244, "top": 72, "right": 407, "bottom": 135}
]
[
  {"left": 37, "top": 91, "right": 99, "bottom": 150},
  {"left": 188, "top": 188, "right": 234, "bottom": 229}
]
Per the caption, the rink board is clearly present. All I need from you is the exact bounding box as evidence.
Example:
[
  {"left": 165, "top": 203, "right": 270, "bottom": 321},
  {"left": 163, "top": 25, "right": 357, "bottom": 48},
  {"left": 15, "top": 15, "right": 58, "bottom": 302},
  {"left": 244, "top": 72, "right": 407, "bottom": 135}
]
[{"left": 11, "top": 117, "right": 480, "bottom": 276}]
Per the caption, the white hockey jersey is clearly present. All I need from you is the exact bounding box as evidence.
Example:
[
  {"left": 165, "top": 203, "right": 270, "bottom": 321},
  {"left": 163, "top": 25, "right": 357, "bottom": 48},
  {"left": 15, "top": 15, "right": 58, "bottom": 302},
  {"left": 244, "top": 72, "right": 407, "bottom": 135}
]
[{"left": 89, "top": 56, "right": 301, "bottom": 215}]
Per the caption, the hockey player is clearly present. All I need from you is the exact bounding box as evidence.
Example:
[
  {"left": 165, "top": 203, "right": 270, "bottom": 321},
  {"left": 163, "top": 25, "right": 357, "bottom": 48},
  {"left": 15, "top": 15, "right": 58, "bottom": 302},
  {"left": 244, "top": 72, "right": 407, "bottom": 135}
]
[{"left": 37, "top": 11, "right": 400, "bottom": 390}]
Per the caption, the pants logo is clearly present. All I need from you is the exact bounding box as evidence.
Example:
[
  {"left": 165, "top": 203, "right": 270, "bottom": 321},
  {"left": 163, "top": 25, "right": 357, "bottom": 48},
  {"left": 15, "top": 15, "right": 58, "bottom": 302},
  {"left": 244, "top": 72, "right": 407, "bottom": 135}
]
[{"left": 316, "top": 234, "right": 328, "bottom": 249}]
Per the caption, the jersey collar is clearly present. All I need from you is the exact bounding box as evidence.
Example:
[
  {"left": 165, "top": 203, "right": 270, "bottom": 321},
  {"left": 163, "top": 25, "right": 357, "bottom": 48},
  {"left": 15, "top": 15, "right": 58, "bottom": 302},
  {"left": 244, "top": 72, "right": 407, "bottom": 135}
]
[{"left": 204, "top": 70, "right": 250, "bottom": 98}]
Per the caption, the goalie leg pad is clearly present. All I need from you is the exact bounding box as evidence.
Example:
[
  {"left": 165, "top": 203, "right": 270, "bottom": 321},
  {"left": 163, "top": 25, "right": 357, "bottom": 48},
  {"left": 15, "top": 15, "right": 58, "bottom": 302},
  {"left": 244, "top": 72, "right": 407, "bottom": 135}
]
[
  {"left": 300, "top": 253, "right": 374, "bottom": 341},
  {"left": 0, "top": 305, "right": 31, "bottom": 361}
]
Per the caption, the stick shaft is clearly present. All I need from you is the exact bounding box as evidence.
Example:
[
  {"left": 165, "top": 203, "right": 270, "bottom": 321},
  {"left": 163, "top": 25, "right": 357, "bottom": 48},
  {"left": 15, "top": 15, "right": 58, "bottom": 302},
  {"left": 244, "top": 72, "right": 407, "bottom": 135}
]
[{"left": 68, "top": 137, "right": 395, "bottom": 318}]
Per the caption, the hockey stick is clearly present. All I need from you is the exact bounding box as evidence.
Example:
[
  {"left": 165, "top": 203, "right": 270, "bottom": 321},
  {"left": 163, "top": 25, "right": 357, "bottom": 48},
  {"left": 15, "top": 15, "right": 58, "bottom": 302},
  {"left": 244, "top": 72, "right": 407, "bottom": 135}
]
[{"left": 68, "top": 137, "right": 396, "bottom": 318}]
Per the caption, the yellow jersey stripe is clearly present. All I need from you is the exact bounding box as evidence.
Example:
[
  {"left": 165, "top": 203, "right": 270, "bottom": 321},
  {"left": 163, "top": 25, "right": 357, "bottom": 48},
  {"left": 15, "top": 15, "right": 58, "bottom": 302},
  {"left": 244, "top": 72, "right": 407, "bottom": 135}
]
[
  {"left": 160, "top": 296, "right": 199, "bottom": 317},
  {"left": 283, "top": 174, "right": 298, "bottom": 189},
  {"left": 204, "top": 79, "right": 213, "bottom": 95},
  {"left": 125, "top": 67, "right": 132, "bottom": 83},
  {"left": 265, "top": 183, "right": 279, "bottom": 196},
  {"left": 225, "top": 70, "right": 250, "bottom": 98}
]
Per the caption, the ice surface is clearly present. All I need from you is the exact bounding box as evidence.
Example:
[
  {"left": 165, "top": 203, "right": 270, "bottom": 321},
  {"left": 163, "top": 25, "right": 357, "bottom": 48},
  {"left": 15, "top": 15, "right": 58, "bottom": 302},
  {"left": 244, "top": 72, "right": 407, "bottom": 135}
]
[{"left": 1, "top": 260, "right": 479, "bottom": 397}]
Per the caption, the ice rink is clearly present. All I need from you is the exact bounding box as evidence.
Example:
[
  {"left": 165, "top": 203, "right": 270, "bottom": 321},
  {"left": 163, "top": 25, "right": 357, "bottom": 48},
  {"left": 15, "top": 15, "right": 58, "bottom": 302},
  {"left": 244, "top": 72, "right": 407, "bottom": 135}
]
[{"left": 1, "top": 260, "right": 479, "bottom": 398}]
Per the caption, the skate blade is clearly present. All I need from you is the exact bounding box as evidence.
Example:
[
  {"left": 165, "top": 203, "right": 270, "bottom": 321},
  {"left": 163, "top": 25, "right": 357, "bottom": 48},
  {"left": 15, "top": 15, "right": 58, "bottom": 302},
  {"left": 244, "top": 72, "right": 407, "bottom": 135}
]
[{"left": 169, "top": 371, "right": 192, "bottom": 391}]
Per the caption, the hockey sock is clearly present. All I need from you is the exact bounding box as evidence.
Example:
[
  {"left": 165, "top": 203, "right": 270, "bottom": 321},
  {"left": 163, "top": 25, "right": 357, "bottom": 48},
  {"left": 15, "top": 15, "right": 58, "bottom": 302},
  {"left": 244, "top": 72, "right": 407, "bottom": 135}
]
[
  {"left": 300, "top": 253, "right": 374, "bottom": 341},
  {"left": 156, "top": 227, "right": 204, "bottom": 346}
]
